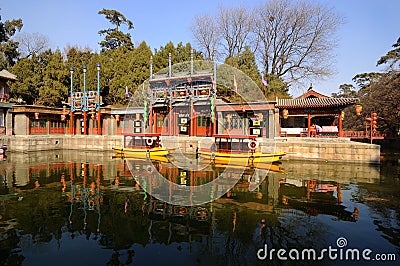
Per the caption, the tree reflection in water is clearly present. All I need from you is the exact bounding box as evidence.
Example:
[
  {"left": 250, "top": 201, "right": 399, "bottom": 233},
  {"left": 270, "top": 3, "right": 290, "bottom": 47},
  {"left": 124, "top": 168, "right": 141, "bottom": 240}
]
[{"left": 0, "top": 150, "right": 398, "bottom": 265}]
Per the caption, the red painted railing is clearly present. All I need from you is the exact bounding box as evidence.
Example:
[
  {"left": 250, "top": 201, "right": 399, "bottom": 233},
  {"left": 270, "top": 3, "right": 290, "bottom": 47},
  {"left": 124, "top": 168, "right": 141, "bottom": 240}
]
[{"left": 49, "top": 127, "right": 65, "bottom": 134}]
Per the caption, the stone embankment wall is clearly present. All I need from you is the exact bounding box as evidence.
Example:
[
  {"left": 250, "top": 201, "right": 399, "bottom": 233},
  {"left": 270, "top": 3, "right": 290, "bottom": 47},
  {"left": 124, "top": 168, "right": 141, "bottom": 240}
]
[
  {"left": 0, "top": 135, "right": 380, "bottom": 164},
  {"left": 271, "top": 137, "right": 381, "bottom": 164},
  {"left": 0, "top": 135, "right": 123, "bottom": 152}
]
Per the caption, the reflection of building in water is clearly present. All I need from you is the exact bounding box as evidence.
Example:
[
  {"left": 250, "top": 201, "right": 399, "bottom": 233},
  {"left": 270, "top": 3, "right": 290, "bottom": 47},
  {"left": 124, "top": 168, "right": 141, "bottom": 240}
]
[
  {"left": 217, "top": 174, "right": 359, "bottom": 223},
  {"left": 144, "top": 198, "right": 213, "bottom": 244},
  {"left": 215, "top": 160, "right": 376, "bottom": 222},
  {"left": 274, "top": 160, "right": 381, "bottom": 184},
  {"left": 126, "top": 157, "right": 284, "bottom": 206},
  {"left": 0, "top": 152, "right": 380, "bottom": 227},
  {"left": 0, "top": 151, "right": 126, "bottom": 192},
  {"left": 67, "top": 162, "right": 103, "bottom": 235},
  {"left": 278, "top": 178, "right": 359, "bottom": 222}
]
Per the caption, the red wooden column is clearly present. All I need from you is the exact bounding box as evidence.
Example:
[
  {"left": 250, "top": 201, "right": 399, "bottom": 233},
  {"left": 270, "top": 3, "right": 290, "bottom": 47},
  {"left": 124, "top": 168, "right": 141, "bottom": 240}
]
[
  {"left": 154, "top": 112, "right": 158, "bottom": 134},
  {"left": 83, "top": 111, "right": 87, "bottom": 135},
  {"left": 338, "top": 111, "right": 343, "bottom": 137},
  {"left": 190, "top": 100, "right": 194, "bottom": 136},
  {"left": 97, "top": 110, "right": 101, "bottom": 135},
  {"left": 149, "top": 103, "right": 153, "bottom": 133},
  {"left": 69, "top": 111, "right": 74, "bottom": 134},
  {"left": 307, "top": 113, "right": 311, "bottom": 137},
  {"left": 169, "top": 102, "right": 173, "bottom": 136}
]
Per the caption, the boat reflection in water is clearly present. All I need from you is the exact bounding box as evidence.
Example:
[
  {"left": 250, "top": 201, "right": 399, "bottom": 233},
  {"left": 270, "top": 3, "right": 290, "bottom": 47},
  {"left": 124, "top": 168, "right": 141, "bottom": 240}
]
[{"left": 0, "top": 150, "right": 397, "bottom": 265}]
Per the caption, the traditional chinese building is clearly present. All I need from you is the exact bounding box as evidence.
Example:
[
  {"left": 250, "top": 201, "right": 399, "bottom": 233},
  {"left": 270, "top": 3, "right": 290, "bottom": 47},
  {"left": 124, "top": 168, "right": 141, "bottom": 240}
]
[
  {"left": 2, "top": 58, "right": 359, "bottom": 140},
  {"left": 10, "top": 105, "right": 144, "bottom": 136},
  {"left": 277, "top": 89, "right": 359, "bottom": 137},
  {"left": 148, "top": 67, "right": 217, "bottom": 137},
  {"left": 143, "top": 52, "right": 278, "bottom": 138}
]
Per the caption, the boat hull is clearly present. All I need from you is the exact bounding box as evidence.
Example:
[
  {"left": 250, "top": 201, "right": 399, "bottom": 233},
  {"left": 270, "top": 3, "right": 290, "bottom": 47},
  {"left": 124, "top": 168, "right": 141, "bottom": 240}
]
[
  {"left": 198, "top": 151, "right": 285, "bottom": 164},
  {"left": 112, "top": 146, "right": 169, "bottom": 158}
]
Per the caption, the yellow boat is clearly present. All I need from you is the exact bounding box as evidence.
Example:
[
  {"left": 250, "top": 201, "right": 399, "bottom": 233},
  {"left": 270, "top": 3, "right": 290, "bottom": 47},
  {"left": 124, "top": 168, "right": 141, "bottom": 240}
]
[
  {"left": 198, "top": 134, "right": 286, "bottom": 164},
  {"left": 113, "top": 133, "right": 171, "bottom": 159}
]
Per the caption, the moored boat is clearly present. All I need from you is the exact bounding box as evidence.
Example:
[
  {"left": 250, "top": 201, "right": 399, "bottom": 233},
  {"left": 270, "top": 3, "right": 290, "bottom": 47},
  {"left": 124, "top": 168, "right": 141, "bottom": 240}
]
[
  {"left": 112, "top": 133, "right": 171, "bottom": 159},
  {"left": 198, "top": 134, "right": 285, "bottom": 165}
]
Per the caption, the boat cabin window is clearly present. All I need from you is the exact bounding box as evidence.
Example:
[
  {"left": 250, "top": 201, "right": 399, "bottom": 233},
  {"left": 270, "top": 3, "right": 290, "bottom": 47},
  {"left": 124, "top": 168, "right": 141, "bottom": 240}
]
[{"left": 215, "top": 137, "right": 251, "bottom": 152}]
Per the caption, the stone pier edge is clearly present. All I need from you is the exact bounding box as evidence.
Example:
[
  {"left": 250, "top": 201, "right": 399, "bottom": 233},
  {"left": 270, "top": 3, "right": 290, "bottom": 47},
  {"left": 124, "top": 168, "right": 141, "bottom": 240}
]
[{"left": 0, "top": 135, "right": 380, "bottom": 164}]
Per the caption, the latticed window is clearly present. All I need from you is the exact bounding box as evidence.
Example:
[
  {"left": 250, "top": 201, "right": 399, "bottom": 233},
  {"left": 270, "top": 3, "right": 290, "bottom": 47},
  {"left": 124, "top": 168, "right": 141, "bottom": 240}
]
[
  {"left": 196, "top": 116, "right": 205, "bottom": 127},
  {"left": 224, "top": 116, "right": 229, "bottom": 129},
  {"left": 234, "top": 117, "right": 239, "bottom": 129}
]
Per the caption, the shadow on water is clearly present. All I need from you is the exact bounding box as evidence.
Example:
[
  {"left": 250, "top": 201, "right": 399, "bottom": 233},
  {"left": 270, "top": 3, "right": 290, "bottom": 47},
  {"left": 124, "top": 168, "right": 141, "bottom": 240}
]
[{"left": 0, "top": 150, "right": 398, "bottom": 265}]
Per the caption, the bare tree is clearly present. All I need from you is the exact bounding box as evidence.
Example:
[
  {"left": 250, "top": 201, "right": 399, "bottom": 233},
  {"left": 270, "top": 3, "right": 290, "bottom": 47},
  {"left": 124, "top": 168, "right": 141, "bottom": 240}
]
[
  {"left": 190, "top": 14, "right": 219, "bottom": 60},
  {"left": 254, "top": 0, "right": 343, "bottom": 84},
  {"left": 15, "top": 32, "right": 49, "bottom": 58},
  {"left": 218, "top": 5, "right": 254, "bottom": 58}
]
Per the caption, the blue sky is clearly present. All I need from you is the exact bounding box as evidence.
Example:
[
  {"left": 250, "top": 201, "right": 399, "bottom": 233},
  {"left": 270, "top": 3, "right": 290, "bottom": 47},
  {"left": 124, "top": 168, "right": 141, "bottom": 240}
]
[{"left": 1, "top": 0, "right": 399, "bottom": 97}]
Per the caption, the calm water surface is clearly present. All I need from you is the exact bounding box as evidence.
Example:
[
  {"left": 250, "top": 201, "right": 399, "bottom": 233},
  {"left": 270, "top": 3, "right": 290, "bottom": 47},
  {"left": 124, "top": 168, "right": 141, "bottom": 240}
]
[{"left": 0, "top": 150, "right": 399, "bottom": 265}]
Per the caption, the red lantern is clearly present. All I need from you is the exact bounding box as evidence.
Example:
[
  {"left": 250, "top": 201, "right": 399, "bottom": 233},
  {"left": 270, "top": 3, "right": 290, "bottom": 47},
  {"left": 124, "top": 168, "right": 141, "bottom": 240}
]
[{"left": 372, "top": 114, "right": 378, "bottom": 130}]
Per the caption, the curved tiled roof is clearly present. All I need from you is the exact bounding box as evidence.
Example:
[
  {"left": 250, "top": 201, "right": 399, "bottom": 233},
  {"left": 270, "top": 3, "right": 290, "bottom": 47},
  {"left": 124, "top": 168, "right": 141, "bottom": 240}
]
[
  {"left": 276, "top": 97, "right": 359, "bottom": 108},
  {"left": 295, "top": 89, "right": 328, "bottom": 99},
  {"left": 0, "top": 69, "right": 17, "bottom": 81}
]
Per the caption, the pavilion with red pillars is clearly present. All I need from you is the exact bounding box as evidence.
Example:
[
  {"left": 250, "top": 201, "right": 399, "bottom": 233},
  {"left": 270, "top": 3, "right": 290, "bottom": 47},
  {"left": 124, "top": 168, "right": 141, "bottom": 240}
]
[{"left": 277, "top": 89, "right": 359, "bottom": 137}]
